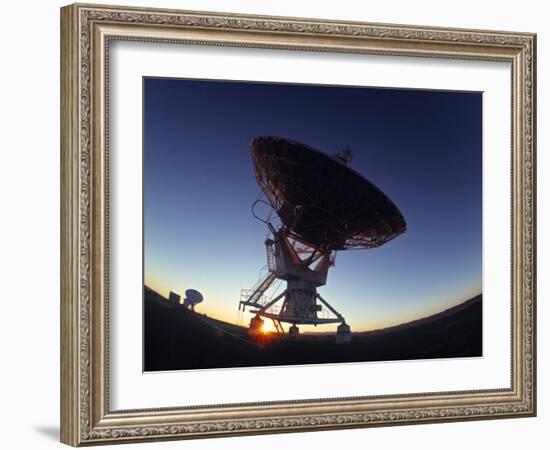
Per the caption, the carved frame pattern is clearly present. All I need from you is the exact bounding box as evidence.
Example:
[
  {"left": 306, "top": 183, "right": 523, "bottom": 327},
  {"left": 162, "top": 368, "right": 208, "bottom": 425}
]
[{"left": 60, "top": 3, "right": 536, "bottom": 446}]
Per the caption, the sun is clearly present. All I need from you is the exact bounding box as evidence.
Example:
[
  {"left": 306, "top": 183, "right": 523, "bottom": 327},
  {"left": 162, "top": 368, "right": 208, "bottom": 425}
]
[{"left": 261, "top": 321, "right": 275, "bottom": 334}]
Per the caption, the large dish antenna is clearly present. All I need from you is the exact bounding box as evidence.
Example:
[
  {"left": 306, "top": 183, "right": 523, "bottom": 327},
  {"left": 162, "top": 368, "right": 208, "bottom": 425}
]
[
  {"left": 252, "top": 136, "right": 406, "bottom": 251},
  {"left": 239, "top": 137, "right": 406, "bottom": 343}
]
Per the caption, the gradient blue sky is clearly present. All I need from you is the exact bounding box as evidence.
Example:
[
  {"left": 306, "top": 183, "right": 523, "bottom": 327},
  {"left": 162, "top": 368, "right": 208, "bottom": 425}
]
[{"left": 143, "top": 77, "right": 482, "bottom": 332}]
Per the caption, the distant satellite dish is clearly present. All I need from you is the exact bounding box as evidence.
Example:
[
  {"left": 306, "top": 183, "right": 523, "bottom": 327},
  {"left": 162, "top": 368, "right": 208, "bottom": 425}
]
[{"left": 183, "top": 289, "right": 203, "bottom": 311}]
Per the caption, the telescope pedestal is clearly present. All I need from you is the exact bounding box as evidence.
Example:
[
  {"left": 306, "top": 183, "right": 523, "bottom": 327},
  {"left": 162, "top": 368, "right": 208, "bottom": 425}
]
[
  {"left": 248, "top": 315, "right": 264, "bottom": 336},
  {"left": 336, "top": 323, "right": 352, "bottom": 344},
  {"left": 289, "top": 324, "right": 300, "bottom": 339},
  {"left": 240, "top": 230, "right": 351, "bottom": 342}
]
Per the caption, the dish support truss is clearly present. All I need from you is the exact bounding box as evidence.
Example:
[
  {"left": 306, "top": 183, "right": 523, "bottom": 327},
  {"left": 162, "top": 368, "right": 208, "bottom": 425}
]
[{"left": 239, "top": 229, "right": 351, "bottom": 343}]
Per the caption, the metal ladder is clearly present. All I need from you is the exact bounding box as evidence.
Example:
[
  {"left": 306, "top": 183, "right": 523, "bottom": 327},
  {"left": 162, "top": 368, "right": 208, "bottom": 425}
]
[
  {"left": 265, "top": 239, "right": 277, "bottom": 272},
  {"left": 240, "top": 272, "right": 276, "bottom": 308},
  {"left": 239, "top": 240, "right": 278, "bottom": 310}
]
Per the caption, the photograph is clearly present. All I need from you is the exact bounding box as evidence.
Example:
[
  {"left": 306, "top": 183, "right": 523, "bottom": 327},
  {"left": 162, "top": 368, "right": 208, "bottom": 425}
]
[{"left": 143, "top": 78, "right": 483, "bottom": 372}]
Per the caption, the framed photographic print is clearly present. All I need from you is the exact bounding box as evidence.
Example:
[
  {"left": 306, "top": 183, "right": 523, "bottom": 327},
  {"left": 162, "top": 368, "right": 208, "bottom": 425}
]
[{"left": 60, "top": 3, "right": 537, "bottom": 446}]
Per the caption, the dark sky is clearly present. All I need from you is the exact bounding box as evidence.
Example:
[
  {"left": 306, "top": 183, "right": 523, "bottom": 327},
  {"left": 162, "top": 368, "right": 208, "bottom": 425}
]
[{"left": 143, "top": 77, "right": 482, "bottom": 331}]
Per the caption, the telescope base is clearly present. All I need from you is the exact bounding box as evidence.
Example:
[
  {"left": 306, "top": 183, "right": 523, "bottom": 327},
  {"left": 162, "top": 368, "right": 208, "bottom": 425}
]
[
  {"left": 289, "top": 324, "right": 300, "bottom": 339},
  {"left": 336, "top": 323, "right": 352, "bottom": 344}
]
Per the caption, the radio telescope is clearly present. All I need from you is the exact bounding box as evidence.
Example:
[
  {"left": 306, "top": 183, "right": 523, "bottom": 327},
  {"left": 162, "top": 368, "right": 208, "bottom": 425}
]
[
  {"left": 238, "top": 137, "right": 406, "bottom": 343},
  {"left": 183, "top": 289, "right": 203, "bottom": 311}
]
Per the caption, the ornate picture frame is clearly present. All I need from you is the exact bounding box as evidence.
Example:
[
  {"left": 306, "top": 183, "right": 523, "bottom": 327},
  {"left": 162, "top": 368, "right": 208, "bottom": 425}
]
[{"left": 60, "top": 3, "right": 536, "bottom": 446}]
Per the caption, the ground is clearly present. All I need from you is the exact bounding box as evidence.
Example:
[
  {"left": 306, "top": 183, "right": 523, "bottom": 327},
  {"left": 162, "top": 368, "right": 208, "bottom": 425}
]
[{"left": 144, "top": 287, "right": 482, "bottom": 371}]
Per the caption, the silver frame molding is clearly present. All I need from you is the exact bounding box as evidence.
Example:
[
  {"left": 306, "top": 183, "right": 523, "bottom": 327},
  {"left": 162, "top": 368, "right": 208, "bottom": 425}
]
[{"left": 60, "top": 3, "right": 536, "bottom": 446}]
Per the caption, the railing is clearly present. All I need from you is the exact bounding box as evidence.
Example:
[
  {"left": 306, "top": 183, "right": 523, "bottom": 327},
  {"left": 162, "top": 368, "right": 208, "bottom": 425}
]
[
  {"left": 240, "top": 289, "right": 270, "bottom": 306},
  {"left": 240, "top": 289, "right": 282, "bottom": 314}
]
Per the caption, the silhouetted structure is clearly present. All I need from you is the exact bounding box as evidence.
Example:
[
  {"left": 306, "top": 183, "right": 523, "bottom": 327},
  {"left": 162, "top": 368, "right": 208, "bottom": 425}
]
[
  {"left": 239, "top": 137, "right": 407, "bottom": 343},
  {"left": 183, "top": 289, "right": 203, "bottom": 311},
  {"left": 168, "top": 291, "right": 181, "bottom": 304}
]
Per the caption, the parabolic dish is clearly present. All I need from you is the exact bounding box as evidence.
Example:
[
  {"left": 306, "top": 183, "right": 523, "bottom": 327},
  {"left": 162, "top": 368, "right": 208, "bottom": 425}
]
[
  {"left": 251, "top": 136, "right": 406, "bottom": 251},
  {"left": 184, "top": 289, "right": 204, "bottom": 305}
]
